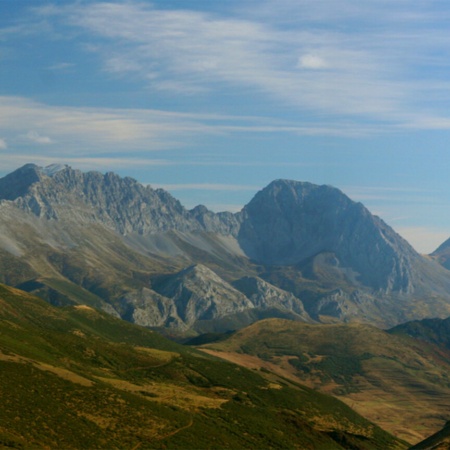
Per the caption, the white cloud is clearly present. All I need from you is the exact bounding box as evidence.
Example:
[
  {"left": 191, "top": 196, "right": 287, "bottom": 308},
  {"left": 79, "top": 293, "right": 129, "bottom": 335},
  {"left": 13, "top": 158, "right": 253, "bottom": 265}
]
[
  {"left": 46, "top": 0, "right": 449, "bottom": 126},
  {"left": 298, "top": 54, "right": 328, "bottom": 70},
  {"left": 0, "top": 138, "right": 7, "bottom": 150},
  {"left": 0, "top": 96, "right": 382, "bottom": 163},
  {"left": 25, "top": 131, "right": 53, "bottom": 144}
]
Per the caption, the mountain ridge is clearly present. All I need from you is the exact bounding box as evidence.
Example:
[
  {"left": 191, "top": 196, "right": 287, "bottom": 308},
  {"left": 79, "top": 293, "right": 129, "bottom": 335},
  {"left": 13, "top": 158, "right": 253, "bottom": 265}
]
[{"left": 1, "top": 163, "right": 450, "bottom": 331}]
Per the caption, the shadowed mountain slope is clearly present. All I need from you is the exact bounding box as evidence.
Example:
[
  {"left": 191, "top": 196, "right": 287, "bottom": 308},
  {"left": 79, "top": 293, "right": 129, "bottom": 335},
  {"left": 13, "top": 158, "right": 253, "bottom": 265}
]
[{"left": 389, "top": 316, "right": 450, "bottom": 351}]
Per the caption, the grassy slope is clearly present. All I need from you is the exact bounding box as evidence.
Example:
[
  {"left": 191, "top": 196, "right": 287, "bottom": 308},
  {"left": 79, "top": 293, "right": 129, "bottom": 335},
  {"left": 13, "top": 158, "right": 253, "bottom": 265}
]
[
  {"left": 0, "top": 285, "right": 406, "bottom": 449},
  {"left": 410, "top": 421, "right": 450, "bottom": 450},
  {"left": 203, "top": 318, "right": 450, "bottom": 445}
]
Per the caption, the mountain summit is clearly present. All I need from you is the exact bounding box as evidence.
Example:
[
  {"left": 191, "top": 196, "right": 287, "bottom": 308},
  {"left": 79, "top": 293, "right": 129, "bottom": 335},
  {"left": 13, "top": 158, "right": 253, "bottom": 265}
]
[
  {"left": 239, "top": 179, "right": 418, "bottom": 292},
  {"left": 1, "top": 164, "right": 450, "bottom": 331}
]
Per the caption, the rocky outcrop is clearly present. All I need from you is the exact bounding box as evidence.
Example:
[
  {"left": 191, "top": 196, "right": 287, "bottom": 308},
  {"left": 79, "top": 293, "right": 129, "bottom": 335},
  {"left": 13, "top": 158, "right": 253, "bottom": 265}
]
[
  {"left": 232, "top": 276, "right": 310, "bottom": 320},
  {"left": 150, "top": 264, "right": 253, "bottom": 326}
]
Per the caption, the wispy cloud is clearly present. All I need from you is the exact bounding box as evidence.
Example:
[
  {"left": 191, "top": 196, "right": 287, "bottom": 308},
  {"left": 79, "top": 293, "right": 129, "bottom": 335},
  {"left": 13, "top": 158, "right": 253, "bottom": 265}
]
[
  {"left": 25, "top": 131, "right": 53, "bottom": 145},
  {"left": 0, "top": 95, "right": 383, "bottom": 164},
  {"left": 30, "top": 0, "right": 450, "bottom": 128},
  {"left": 0, "top": 138, "right": 7, "bottom": 150}
]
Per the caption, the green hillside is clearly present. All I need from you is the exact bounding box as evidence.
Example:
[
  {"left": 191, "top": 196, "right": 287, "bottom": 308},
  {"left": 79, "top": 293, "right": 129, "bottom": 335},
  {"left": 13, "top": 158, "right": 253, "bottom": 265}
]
[
  {"left": 0, "top": 285, "right": 406, "bottom": 449},
  {"left": 203, "top": 318, "right": 450, "bottom": 445}
]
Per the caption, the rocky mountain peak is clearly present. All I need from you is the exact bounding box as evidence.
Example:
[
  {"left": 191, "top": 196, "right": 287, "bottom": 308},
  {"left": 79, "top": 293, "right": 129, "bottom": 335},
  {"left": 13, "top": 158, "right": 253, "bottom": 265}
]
[
  {"left": 432, "top": 237, "right": 450, "bottom": 255},
  {"left": 40, "top": 164, "right": 69, "bottom": 177},
  {"left": 176, "top": 264, "right": 227, "bottom": 284},
  {"left": 0, "top": 163, "right": 45, "bottom": 201},
  {"left": 150, "top": 264, "right": 253, "bottom": 327},
  {"left": 238, "top": 178, "right": 422, "bottom": 293}
]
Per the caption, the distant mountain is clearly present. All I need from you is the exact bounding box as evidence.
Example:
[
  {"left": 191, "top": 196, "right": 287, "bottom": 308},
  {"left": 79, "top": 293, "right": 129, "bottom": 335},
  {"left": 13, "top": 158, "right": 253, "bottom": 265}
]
[
  {"left": 236, "top": 179, "right": 450, "bottom": 324},
  {"left": 239, "top": 180, "right": 418, "bottom": 291},
  {"left": 431, "top": 237, "right": 450, "bottom": 270},
  {"left": 1, "top": 164, "right": 450, "bottom": 332},
  {"left": 203, "top": 318, "right": 450, "bottom": 445},
  {"left": 0, "top": 283, "right": 405, "bottom": 449}
]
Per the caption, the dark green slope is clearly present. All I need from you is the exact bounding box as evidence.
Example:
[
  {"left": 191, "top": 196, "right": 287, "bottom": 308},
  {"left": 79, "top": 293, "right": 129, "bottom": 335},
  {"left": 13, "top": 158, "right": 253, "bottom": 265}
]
[
  {"left": 389, "top": 316, "right": 450, "bottom": 352},
  {"left": 0, "top": 285, "right": 405, "bottom": 449}
]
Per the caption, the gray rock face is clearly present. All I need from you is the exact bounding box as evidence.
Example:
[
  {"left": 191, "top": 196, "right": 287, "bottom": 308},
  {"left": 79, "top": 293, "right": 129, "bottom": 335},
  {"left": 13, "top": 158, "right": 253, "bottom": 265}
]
[
  {"left": 232, "top": 276, "right": 310, "bottom": 319},
  {"left": 118, "top": 288, "right": 186, "bottom": 330},
  {"left": 2, "top": 164, "right": 240, "bottom": 236},
  {"left": 238, "top": 179, "right": 421, "bottom": 293},
  {"left": 150, "top": 264, "right": 253, "bottom": 326}
]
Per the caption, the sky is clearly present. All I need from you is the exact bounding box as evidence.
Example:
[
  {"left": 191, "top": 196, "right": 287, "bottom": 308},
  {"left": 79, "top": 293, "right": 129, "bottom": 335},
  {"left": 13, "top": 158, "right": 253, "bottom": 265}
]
[{"left": 1, "top": 0, "right": 450, "bottom": 253}]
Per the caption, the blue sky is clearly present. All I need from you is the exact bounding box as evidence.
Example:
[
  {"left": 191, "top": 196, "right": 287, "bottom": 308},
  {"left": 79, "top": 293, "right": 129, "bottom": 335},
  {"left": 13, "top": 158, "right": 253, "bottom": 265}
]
[{"left": 1, "top": 0, "right": 450, "bottom": 253}]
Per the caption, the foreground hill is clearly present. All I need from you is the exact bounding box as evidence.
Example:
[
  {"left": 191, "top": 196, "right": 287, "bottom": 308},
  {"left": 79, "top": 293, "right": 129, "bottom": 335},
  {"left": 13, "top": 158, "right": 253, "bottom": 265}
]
[
  {"left": 202, "top": 318, "right": 450, "bottom": 444},
  {"left": 1, "top": 163, "right": 450, "bottom": 333},
  {"left": 0, "top": 284, "right": 406, "bottom": 449}
]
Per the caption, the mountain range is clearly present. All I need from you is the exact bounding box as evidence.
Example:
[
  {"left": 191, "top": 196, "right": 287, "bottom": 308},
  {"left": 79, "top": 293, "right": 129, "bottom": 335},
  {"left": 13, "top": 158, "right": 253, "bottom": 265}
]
[{"left": 1, "top": 163, "right": 450, "bottom": 335}]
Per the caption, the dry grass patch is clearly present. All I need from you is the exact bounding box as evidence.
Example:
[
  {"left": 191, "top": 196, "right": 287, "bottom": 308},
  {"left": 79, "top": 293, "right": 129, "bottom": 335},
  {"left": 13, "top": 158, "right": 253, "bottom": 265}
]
[
  {"left": 0, "top": 350, "right": 94, "bottom": 386},
  {"left": 95, "top": 376, "right": 229, "bottom": 411},
  {"left": 133, "top": 347, "right": 179, "bottom": 363},
  {"left": 74, "top": 304, "right": 96, "bottom": 312}
]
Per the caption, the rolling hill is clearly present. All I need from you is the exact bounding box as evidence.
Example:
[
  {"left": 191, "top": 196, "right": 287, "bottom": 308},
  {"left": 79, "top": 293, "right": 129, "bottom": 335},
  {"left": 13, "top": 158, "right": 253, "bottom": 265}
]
[
  {"left": 0, "top": 284, "right": 406, "bottom": 449},
  {"left": 202, "top": 318, "right": 450, "bottom": 444}
]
